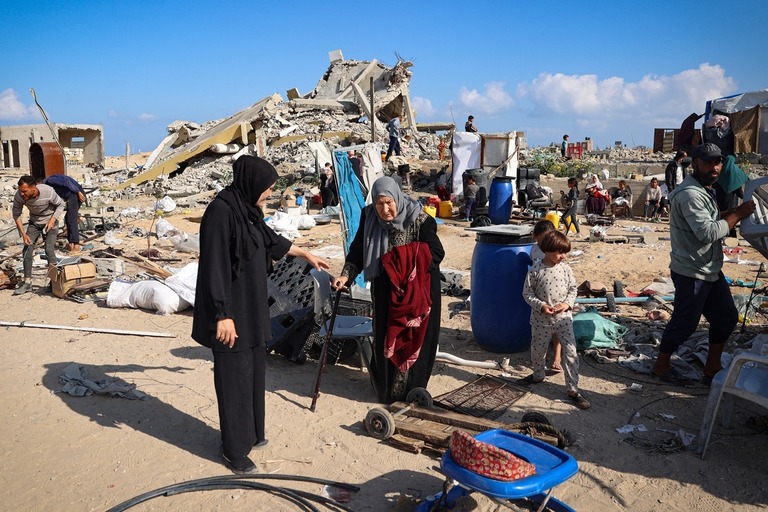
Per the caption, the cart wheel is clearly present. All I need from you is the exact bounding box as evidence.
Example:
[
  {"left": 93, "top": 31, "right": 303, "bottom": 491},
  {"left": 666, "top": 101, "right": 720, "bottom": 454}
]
[
  {"left": 606, "top": 292, "right": 617, "bottom": 312},
  {"left": 406, "top": 387, "right": 433, "bottom": 408},
  {"left": 365, "top": 407, "right": 396, "bottom": 439},
  {"left": 613, "top": 279, "right": 626, "bottom": 298},
  {"left": 521, "top": 411, "right": 551, "bottom": 425}
]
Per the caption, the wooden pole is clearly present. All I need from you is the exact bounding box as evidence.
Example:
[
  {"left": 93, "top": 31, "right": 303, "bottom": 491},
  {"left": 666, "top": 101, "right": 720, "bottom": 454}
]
[
  {"left": 370, "top": 76, "right": 375, "bottom": 143},
  {"left": 0, "top": 320, "right": 175, "bottom": 338}
]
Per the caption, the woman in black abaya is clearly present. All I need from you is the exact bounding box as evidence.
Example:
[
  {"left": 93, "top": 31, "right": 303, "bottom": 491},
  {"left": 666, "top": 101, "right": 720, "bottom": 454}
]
[{"left": 192, "top": 155, "right": 329, "bottom": 474}]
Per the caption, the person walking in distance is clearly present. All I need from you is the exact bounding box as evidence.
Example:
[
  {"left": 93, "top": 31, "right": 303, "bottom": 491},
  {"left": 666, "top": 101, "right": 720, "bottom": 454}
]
[{"left": 385, "top": 115, "right": 402, "bottom": 161}]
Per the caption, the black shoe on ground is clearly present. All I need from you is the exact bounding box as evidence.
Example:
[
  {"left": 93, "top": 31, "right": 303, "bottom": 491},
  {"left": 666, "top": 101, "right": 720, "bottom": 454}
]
[
  {"left": 221, "top": 453, "right": 258, "bottom": 474},
  {"left": 12, "top": 282, "right": 32, "bottom": 296},
  {"left": 254, "top": 439, "right": 269, "bottom": 449}
]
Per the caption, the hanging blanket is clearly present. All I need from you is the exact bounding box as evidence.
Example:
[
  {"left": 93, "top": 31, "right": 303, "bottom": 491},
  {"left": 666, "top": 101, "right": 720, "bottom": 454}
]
[{"left": 381, "top": 241, "right": 433, "bottom": 372}]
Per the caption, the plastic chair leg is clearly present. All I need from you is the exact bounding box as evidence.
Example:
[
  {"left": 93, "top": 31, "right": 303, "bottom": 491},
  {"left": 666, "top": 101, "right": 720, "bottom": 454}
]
[
  {"left": 720, "top": 395, "right": 735, "bottom": 428},
  {"left": 699, "top": 384, "right": 726, "bottom": 459}
]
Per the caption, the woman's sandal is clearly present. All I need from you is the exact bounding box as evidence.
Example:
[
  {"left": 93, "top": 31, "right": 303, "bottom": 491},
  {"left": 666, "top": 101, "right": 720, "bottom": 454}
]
[{"left": 551, "top": 362, "right": 563, "bottom": 373}]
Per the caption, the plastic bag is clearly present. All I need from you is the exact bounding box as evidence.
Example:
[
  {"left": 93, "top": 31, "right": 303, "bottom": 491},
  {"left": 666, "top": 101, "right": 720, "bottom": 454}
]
[
  {"left": 104, "top": 230, "right": 123, "bottom": 245},
  {"left": 154, "top": 195, "right": 176, "bottom": 213},
  {"left": 169, "top": 232, "right": 200, "bottom": 253},
  {"left": 155, "top": 218, "right": 178, "bottom": 238},
  {"left": 573, "top": 306, "right": 628, "bottom": 350}
]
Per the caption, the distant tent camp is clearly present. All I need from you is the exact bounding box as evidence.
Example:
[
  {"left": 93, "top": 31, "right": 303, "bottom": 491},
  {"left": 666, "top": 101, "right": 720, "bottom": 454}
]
[{"left": 705, "top": 89, "right": 768, "bottom": 155}]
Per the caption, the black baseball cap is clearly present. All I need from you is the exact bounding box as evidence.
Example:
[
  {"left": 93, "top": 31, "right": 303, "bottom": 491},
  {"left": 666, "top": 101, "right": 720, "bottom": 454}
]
[{"left": 693, "top": 143, "right": 723, "bottom": 162}]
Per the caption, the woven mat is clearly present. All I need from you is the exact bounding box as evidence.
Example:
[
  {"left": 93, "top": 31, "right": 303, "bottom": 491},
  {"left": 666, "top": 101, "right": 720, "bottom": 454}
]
[{"left": 434, "top": 374, "right": 529, "bottom": 420}]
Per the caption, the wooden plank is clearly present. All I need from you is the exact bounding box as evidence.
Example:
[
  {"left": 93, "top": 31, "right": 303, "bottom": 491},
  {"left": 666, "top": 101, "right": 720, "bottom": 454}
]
[
  {"left": 390, "top": 403, "right": 509, "bottom": 431},
  {"left": 393, "top": 418, "right": 466, "bottom": 448},
  {"left": 388, "top": 434, "right": 424, "bottom": 454}
]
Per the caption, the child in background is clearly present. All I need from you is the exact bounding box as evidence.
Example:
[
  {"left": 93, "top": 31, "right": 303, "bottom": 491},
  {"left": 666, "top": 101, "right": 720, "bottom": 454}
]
[
  {"left": 561, "top": 178, "right": 580, "bottom": 235},
  {"left": 531, "top": 220, "right": 563, "bottom": 373},
  {"left": 521, "top": 230, "right": 590, "bottom": 409},
  {"left": 464, "top": 177, "right": 479, "bottom": 221}
]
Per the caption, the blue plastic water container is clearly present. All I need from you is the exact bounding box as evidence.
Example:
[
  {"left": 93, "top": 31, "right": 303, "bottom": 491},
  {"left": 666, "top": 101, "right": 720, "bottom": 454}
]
[
  {"left": 488, "top": 176, "right": 514, "bottom": 224},
  {"left": 470, "top": 231, "right": 533, "bottom": 353}
]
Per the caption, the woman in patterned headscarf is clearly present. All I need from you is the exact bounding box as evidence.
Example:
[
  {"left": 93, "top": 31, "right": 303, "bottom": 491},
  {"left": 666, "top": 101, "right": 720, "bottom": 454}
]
[
  {"left": 193, "top": 155, "right": 329, "bottom": 474},
  {"left": 333, "top": 176, "right": 445, "bottom": 404}
]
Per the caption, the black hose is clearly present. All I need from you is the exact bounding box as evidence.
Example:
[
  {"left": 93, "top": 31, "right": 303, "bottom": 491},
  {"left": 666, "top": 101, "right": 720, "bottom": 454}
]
[{"left": 106, "top": 474, "right": 359, "bottom": 512}]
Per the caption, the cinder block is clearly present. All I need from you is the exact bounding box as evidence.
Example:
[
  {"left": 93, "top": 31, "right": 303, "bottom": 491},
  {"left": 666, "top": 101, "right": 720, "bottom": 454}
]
[{"left": 89, "top": 258, "right": 125, "bottom": 277}]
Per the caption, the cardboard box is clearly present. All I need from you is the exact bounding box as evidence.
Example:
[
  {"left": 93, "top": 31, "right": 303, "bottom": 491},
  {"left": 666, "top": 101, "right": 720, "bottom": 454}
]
[{"left": 47, "top": 262, "right": 97, "bottom": 298}]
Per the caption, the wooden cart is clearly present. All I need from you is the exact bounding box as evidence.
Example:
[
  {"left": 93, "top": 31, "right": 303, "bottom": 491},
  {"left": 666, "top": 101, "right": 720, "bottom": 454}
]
[{"left": 364, "top": 389, "right": 567, "bottom": 454}]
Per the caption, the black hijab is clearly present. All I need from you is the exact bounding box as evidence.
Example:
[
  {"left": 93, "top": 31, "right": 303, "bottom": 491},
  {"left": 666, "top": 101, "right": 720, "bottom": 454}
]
[{"left": 216, "top": 155, "right": 279, "bottom": 276}]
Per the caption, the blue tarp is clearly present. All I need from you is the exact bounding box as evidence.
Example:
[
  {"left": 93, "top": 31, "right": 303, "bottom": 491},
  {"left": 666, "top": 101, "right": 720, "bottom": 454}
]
[{"left": 334, "top": 151, "right": 367, "bottom": 288}]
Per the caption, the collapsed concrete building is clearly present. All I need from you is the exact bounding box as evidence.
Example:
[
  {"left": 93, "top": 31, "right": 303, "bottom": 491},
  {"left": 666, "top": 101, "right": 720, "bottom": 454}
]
[
  {"left": 0, "top": 123, "right": 104, "bottom": 173},
  {"left": 118, "top": 53, "right": 432, "bottom": 190}
]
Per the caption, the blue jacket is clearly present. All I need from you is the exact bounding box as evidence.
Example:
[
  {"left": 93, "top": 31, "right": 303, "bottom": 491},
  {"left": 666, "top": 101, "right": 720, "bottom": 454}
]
[{"left": 43, "top": 174, "right": 84, "bottom": 201}]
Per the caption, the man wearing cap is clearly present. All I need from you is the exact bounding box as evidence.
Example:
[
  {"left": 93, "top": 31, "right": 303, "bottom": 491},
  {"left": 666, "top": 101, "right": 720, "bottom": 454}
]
[
  {"left": 465, "top": 115, "right": 478, "bottom": 133},
  {"left": 651, "top": 143, "right": 755, "bottom": 385}
]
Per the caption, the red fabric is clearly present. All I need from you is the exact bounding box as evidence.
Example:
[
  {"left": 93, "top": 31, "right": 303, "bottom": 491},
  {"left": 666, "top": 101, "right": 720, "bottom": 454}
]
[
  {"left": 449, "top": 430, "right": 537, "bottom": 481},
  {"left": 381, "top": 241, "right": 433, "bottom": 372}
]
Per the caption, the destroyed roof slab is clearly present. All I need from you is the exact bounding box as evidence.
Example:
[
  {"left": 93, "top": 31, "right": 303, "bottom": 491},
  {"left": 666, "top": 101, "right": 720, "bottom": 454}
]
[{"left": 117, "top": 94, "right": 281, "bottom": 189}]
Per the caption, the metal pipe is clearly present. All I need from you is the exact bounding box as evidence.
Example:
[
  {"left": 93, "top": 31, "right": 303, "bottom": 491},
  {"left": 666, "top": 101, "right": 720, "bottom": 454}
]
[
  {"left": 0, "top": 321, "right": 175, "bottom": 338},
  {"left": 436, "top": 351, "right": 510, "bottom": 371}
]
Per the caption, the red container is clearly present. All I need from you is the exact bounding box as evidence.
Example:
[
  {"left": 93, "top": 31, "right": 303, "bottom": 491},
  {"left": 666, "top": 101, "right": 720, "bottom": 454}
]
[
  {"left": 427, "top": 197, "right": 441, "bottom": 208},
  {"left": 567, "top": 144, "right": 583, "bottom": 160}
]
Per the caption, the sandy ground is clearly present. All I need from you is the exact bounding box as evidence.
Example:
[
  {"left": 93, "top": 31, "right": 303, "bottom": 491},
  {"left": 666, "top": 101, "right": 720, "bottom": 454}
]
[{"left": 1, "top": 175, "right": 767, "bottom": 511}]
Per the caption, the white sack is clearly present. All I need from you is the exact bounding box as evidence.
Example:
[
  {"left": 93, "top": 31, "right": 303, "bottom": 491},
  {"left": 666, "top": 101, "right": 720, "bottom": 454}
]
[
  {"left": 164, "top": 263, "right": 198, "bottom": 306},
  {"left": 107, "top": 279, "right": 190, "bottom": 315}
]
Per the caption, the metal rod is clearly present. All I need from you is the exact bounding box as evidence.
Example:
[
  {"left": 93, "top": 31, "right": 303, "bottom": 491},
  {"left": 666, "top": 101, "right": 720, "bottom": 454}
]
[
  {"left": 310, "top": 289, "right": 342, "bottom": 412},
  {"left": 0, "top": 320, "right": 175, "bottom": 338}
]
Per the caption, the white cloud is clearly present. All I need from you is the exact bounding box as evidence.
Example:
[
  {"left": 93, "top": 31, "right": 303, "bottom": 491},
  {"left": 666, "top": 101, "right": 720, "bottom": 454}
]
[
  {"left": 459, "top": 81, "right": 514, "bottom": 115},
  {"left": 108, "top": 110, "right": 120, "bottom": 118},
  {"left": 138, "top": 113, "right": 156, "bottom": 121},
  {"left": 517, "top": 63, "right": 737, "bottom": 122},
  {"left": 411, "top": 96, "right": 435, "bottom": 117},
  {"left": 0, "top": 88, "right": 36, "bottom": 120}
]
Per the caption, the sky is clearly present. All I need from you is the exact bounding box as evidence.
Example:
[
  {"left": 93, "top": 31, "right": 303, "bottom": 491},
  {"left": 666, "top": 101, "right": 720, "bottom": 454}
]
[{"left": 2, "top": 0, "right": 767, "bottom": 156}]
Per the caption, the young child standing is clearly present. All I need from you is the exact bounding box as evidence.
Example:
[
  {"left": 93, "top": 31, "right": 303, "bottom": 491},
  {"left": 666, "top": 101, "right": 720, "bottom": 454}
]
[
  {"left": 561, "top": 177, "right": 580, "bottom": 235},
  {"left": 530, "top": 220, "right": 563, "bottom": 373},
  {"left": 521, "top": 230, "right": 590, "bottom": 409},
  {"left": 464, "top": 177, "right": 479, "bottom": 221}
]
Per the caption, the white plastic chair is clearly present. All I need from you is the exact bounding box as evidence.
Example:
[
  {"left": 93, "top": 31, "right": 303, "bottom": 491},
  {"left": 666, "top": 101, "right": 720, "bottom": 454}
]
[
  {"left": 310, "top": 269, "right": 374, "bottom": 370},
  {"left": 698, "top": 351, "right": 768, "bottom": 459}
]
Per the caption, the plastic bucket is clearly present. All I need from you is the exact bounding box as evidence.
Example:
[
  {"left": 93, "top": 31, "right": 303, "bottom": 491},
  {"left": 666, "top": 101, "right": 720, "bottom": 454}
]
[
  {"left": 545, "top": 210, "right": 560, "bottom": 229},
  {"left": 488, "top": 176, "right": 514, "bottom": 224},
  {"left": 470, "top": 233, "right": 533, "bottom": 353},
  {"left": 438, "top": 200, "right": 453, "bottom": 218}
]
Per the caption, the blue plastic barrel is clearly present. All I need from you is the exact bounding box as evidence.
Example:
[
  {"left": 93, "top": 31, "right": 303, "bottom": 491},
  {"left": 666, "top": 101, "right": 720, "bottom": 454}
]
[
  {"left": 470, "top": 233, "right": 533, "bottom": 353},
  {"left": 488, "top": 176, "right": 514, "bottom": 224}
]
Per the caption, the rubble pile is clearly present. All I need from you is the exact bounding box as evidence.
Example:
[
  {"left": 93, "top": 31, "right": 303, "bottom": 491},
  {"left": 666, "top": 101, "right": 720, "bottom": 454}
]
[{"left": 106, "top": 57, "right": 425, "bottom": 196}]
